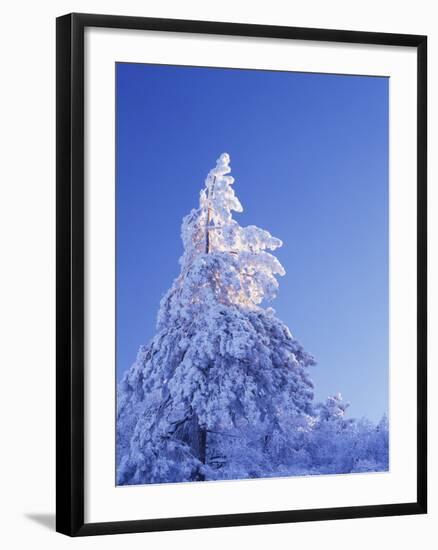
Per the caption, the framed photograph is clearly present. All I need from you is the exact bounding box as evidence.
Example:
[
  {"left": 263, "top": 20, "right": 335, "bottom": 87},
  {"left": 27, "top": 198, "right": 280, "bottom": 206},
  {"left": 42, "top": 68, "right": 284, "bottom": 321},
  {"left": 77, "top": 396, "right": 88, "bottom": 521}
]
[{"left": 56, "top": 13, "right": 427, "bottom": 536}]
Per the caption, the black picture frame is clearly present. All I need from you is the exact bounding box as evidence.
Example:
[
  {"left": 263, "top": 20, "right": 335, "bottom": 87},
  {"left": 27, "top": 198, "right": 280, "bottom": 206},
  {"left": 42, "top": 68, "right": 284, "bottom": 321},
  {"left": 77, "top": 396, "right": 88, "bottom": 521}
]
[{"left": 56, "top": 12, "right": 427, "bottom": 537}]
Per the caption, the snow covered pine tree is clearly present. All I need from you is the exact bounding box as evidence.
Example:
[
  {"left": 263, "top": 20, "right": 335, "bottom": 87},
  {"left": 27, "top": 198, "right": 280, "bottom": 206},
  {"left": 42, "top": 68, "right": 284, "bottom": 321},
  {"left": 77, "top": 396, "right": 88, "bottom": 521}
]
[{"left": 117, "top": 153, "right": 388, "bottom": 484}]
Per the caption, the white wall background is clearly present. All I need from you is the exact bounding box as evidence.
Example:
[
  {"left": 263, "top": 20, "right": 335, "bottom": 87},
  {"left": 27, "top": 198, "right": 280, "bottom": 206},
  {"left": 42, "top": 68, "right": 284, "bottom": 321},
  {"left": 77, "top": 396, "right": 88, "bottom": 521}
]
[{"left": 0, "top": 0, "right": 435, "bottom": 548}]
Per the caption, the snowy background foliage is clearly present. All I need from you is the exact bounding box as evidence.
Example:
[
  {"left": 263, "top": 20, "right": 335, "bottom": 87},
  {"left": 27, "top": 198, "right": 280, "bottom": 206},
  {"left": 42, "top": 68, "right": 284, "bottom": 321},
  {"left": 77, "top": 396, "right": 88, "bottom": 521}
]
[{"left": 117, "top": 154, "right": 389, "bottom": 485}]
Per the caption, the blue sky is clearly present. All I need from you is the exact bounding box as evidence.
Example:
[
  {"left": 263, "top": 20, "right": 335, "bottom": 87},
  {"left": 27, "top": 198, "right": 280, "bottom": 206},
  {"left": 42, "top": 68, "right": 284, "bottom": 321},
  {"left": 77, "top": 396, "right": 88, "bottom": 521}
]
[{"left": 116, "top": 63, "right": 388, "bottom": 422}]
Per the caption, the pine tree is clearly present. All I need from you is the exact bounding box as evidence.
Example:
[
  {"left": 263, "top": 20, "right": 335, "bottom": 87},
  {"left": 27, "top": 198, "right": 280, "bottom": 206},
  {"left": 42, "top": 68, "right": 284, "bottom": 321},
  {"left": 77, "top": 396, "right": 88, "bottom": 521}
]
[
  {"left": 117, "top": 153, "right": 389, "bottom": 484},
  {"left": 117, "top": 153, "right": 316, "bottom": 484}
]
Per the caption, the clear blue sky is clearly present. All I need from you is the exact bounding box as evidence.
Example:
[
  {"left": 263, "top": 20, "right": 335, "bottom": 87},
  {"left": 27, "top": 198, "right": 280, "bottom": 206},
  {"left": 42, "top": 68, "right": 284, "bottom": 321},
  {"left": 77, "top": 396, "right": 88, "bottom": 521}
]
[{"left": 116, "top": 63, "right": 389, "bottom": 422}]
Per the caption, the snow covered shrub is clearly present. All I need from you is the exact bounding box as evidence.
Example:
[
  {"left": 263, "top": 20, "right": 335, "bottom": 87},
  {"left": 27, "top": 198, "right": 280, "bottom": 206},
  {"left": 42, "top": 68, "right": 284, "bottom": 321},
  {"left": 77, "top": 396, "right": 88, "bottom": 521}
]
[{"left": 117, "top": 153, "right": 388, "bottom": 484}]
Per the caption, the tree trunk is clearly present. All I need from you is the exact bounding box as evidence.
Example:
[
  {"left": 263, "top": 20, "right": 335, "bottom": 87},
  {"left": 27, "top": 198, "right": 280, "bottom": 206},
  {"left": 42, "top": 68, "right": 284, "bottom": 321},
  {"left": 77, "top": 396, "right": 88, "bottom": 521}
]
[
  {"left": 205, "top": 176, "right": 216, "bottom": 253},
  {"left": 199, "top": 175, "right": 215, "bottom": 477},
  {"left": 196, "top": 421, "right": 207, "bottom": 481},
  {"left": 199, "top": 426, "right": 207, "bottom": 465},
  {"left": 173, "top": 414, "right": 208, "bottom": 481}
]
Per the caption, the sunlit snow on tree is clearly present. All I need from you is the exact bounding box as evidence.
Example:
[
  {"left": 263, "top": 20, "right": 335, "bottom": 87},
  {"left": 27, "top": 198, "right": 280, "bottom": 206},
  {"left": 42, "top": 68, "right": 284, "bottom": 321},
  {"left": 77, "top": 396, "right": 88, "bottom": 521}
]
[{"left": 117, "top": 153, "right": 388, "bottom": 484}]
